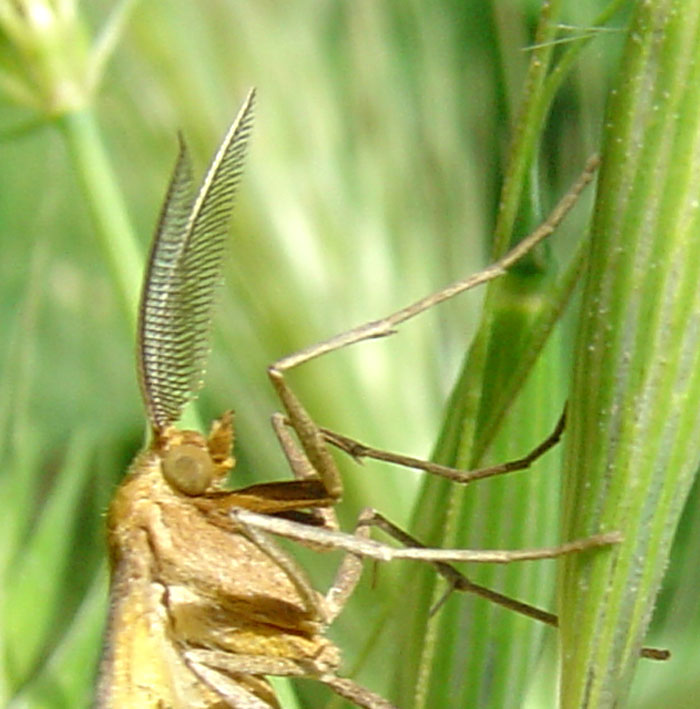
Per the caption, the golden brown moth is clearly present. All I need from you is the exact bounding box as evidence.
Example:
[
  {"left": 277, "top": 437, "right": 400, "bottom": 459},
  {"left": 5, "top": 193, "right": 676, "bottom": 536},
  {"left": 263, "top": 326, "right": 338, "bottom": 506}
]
[
  {"left": 94, "top": 88, "right": 398, "bottom": 709},
  {"left": 94, "top": 92, "right": 647, "bottom": 708}
]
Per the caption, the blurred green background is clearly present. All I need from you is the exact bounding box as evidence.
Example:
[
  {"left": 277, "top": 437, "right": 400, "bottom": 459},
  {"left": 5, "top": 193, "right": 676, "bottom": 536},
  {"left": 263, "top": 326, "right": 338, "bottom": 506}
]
[{"left": 0, "top": 1, "right": 698, "bottom": 707}]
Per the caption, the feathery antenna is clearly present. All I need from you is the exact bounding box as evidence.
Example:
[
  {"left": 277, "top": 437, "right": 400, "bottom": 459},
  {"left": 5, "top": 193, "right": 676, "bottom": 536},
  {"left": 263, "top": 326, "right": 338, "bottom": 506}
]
[{"left": 137, "top": 88, "right": 256, "bottom": 431}]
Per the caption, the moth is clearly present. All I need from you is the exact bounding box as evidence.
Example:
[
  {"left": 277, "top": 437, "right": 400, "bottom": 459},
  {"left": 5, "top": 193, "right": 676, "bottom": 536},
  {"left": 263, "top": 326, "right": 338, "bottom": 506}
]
[
  {"left": 95, "top": 90, "right": 642, "bottom": 709},
  {"left": 94, "top": 87, "right": 399, "bottom": 709}
]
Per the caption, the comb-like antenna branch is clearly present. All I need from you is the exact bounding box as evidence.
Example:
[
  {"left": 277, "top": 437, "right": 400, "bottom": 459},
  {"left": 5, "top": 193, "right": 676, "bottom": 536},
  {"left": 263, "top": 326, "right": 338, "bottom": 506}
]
[{"left": 138, "top": 88, "right": 256, "bottom": 431}]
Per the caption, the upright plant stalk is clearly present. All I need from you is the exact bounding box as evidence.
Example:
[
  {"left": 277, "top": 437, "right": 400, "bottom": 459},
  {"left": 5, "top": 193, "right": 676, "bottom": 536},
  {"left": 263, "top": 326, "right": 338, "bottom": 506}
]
[
  {"left": 58, "top": 108, "right": 142, "bottom": 323},
  {"left": 386, "top": 3, "right": 594, "bottom": 706},
  {"left": 0, "top": 0, "right": 143, "bottom": 323},
  {"left": 559, "top": 2, "right": 700, "bottom": 706}
]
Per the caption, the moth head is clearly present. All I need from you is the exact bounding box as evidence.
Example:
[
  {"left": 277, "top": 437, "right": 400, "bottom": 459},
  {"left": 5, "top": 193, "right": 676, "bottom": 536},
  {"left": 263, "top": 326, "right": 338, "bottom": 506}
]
[{"left": 156, "top": 412, "right": 235, "bottom": 495}]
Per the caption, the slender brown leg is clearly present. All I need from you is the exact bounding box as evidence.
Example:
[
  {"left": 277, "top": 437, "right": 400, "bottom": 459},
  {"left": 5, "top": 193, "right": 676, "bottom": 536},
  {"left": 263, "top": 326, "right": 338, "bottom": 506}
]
[
  {"left": 264, "top": 417, "right": 373, "bottom": 623},
  {"left": 268, "top": 366, "right": 343, "bottom": 501},
  {"left": 186, "top": 661, "right": 280, "bottom": 709},
  {"left": 315, "top": 408, "right": 567, "bottom": 485},
  {"left": 231, "top": 507, "right": 620, "bottom": 567},
  {"left": 270, "top": 156, "right": 598, "bottom": 375},
  {"left": 270, "top": 412, "right": 339, "bottom": 531},
  {"left": 188, "top": 650, "right": 400, "bottom": 707},
  {"left": 189, "top": 648, "right": 398, "bottom": 709},
  {"left": 354, "top": 509, "right": 669, "bottom": 662},
  {"left": 322, "top": 676, "right": 398, "bottom": 709},
  {"left": 234, "top": 512, "right": 325, "bottom": 621},
  {"left": 322, "top": 513, "right": 371, "bottom": 624},
  {"left": 254, "top": 159, "right": 621, "bottom": 705},
  {"left": 233, "top": 506, "right": 669, "bottom": 662},
  {"left": 267, "top": 157, "right": 598, "bottom": 504}
]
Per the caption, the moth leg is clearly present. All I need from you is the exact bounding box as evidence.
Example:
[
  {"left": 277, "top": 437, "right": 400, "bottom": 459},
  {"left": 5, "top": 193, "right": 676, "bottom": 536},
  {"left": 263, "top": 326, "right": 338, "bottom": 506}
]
[
  {"left": 232, "top": 504, "right": 619, "bottom": 624},
  {"left": 265, "top": 158, "right": 598, "bottom": 499},
  {"left": 185, "top": 660, "right": 280, "bottom": 709},
  {"left": 270, "top": 411, "right": 338, "bottom": 530},
  {"left": 231, "top": 506, "right": 619, "bottom": 566},
  {"left": 354, "top": 508, "right": 561, "bottom": 621},
  {"left": 234, "top": 504, "right": 359, "bottom": 628},
  {"left": 270, "top": 410, "right": 365, "bottom": 621},
  {"left": 316, "top": 407, "right": 566, "bottom": 485},
  {"left": 269, "top": 157, "right": 598, "bottom": 376},
  {"left": 316, "top": 507, "right": 567, "bottom": 625},
  {"left": 321, "top": 676, "right": 398, "bottom": 709},
  {"left": 186, "top": 651, "right": 399, "bottom": 709},
  {"left": 232, "top": 508, "right": 669, "bottom": 662},
  {"left": 352, "top": 509, "right": 670, "bottom": 662},
  {"left": 187, "top": 650, "right": 325, "bottom": 677},
  {"left": 322, "top": 514, "right": 369, "bottom": 623},
  {"left": 267, "top": 365, "right": 343, "bottom": 501},
  {"left": 265, "top": 159, "right": 597, "bottom": 518},
  {"left": 236, "top": 509, "right": 327, "bottom": 621}
]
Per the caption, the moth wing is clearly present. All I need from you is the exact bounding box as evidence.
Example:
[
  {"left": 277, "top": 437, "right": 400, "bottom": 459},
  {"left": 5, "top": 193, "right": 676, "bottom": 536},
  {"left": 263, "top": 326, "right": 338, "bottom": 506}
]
[{"left": 95, "top": 535, "right": 223, "bottom": 709}]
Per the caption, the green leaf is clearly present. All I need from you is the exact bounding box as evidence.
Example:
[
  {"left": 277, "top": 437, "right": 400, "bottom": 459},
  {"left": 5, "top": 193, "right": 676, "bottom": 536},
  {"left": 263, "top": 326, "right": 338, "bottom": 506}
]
[
  {"left": 559, "top": 2, "right": 700, "bottom": 705},
  {"left": 8, "top": 569, "right": 108, "bottom": 709},
  {"left": 4, "top": 429, "right": 96, "bottom": 687}
]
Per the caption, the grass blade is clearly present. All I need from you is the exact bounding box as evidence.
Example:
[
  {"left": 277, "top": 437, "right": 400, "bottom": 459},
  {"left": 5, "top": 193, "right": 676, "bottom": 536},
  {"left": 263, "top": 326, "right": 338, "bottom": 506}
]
[{"left": 559, "top": 2, "right": 700, "bottom": 705}]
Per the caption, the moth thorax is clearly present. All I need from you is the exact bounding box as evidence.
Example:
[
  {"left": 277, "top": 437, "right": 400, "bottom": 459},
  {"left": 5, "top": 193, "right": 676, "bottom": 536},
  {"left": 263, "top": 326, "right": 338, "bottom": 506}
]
[{"left": 162, "top": 443, "right": 215, "bottom": 495}]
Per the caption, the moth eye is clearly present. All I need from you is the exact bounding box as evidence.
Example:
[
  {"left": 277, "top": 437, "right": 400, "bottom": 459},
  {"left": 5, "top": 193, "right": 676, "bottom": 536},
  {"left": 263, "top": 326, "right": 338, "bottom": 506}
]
[{"left": 162, "top": 444, "right": 214, "bottom": 495}]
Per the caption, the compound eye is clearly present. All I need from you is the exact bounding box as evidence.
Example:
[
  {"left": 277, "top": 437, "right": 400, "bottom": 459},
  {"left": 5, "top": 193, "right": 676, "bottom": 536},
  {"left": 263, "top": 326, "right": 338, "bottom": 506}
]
[{"left": 162, "top": 444, "right": 214, "bottom": 495}]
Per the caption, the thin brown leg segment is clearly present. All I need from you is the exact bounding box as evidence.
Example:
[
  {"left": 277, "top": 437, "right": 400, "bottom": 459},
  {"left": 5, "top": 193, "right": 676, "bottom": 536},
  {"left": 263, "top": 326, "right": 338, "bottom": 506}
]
[{"left": 315, "top": 407, "right": 567, "bottom": 485}]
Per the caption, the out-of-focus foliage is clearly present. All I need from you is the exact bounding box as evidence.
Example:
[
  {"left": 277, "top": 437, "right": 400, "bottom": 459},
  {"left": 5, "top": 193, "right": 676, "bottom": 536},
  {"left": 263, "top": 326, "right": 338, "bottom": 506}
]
[{"left": 0, "top": 1, "right": 696, "bottom": 707}]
